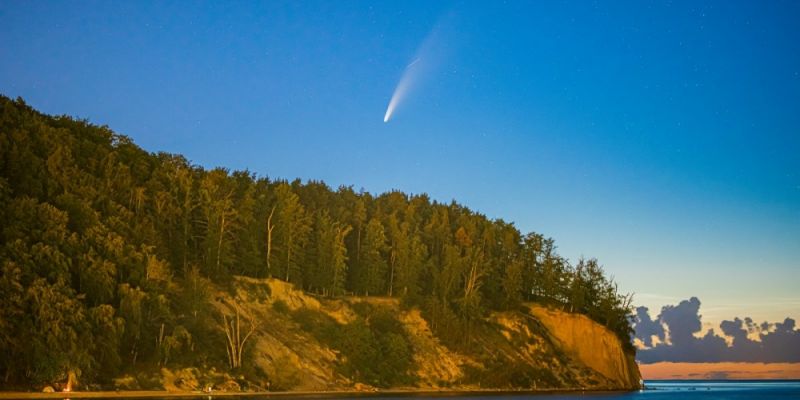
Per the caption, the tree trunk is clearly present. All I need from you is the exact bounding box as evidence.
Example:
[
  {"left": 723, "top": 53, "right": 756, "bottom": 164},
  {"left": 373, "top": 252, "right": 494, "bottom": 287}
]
[
  {"left": 388, "top": 254, "right": 396, "bottom": 297},
  {"left": 356, "top": 224, "right": 361, "bottom": 264},
  {"left": 266, "top": 206, "right": 275, "bottom": 277},
  {"left": 216, "top": 213, "right": 225, "bottom": 274},
  {"left": 223, "top": 303, "right": 256, "bottom": 370},
  {"left": 286, "top": 229, "right": 292, "bottom": 282}
]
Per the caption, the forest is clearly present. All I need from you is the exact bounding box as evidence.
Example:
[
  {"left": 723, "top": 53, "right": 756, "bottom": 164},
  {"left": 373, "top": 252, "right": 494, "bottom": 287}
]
[{"left": 0, "top": 95, "right": 635, "bottom": 388}]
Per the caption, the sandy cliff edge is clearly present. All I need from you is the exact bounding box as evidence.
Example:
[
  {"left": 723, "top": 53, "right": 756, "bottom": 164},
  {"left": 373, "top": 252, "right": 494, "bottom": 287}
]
[{"left": 528, "top": 304, "right": 641, "bottom": 389}]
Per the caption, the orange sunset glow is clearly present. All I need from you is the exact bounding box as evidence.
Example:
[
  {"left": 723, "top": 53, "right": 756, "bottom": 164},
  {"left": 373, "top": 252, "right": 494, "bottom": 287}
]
[{"left": 639, "top": 362, "right": 800, "bottom": 380}]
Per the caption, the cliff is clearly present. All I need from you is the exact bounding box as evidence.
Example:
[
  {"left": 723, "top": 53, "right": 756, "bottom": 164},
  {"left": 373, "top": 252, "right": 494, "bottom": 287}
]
[
  {"left": 528, "top": 305, "right": 641, "bottom": 389},
  {"left": 189, "top": 277, "right": 641, "bottom": 392}
]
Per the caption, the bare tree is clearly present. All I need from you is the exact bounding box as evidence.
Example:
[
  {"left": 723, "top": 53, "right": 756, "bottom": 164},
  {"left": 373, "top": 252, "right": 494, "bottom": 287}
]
[
  {"left": 222, "top": 302, "right": 257, "bottom": 369},
  {"left": 266, "top": 205, "right": 276, "bottom": 277}
]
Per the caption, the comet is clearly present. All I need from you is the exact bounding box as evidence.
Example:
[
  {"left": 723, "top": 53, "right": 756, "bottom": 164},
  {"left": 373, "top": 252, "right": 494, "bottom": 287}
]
[
  {"left": 383, "top": 58, "right": 421, "bottom": 123},
  {"left": 383, "top": 18, "right": 450, "bottom": 123}
]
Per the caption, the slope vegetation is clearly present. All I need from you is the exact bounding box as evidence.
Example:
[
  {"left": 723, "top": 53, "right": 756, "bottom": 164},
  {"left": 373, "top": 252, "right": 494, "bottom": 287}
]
[{"left": 214, "top": 277, "right": 640, "bottom": 391}]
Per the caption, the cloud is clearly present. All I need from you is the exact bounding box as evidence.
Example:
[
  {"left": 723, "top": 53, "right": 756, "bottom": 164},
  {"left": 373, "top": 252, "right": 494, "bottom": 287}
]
[
  {"left": 634, "top": 297, "right": 800, "bottom": 363},
  {"left": 633, "top": 306, "right": 665, "bottom": 347},
  {"left": 659, "top": 297, "right": 703, "bottom": 347}
]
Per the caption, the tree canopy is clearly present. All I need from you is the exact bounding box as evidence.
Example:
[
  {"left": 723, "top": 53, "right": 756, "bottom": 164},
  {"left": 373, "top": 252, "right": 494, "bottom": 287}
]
[{"left": 0, "top": 95, "right": 635, "bottom": 388}]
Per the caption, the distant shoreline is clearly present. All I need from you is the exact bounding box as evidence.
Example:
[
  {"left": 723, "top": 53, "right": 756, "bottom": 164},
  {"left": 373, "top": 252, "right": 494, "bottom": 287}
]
[
  {"left": 638, "top": 362, "right": 800, "bottom": 380},
  {"left": 0, "top": 388, "right": 634, "bottom": 400}
]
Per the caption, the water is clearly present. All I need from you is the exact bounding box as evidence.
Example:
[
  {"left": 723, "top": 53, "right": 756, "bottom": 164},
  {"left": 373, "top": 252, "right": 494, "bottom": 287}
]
[
  {"left": 630, "top": 380, "right": 800, "bottom": 399},
  {"left": 354, "top": 381, "right": 800, "bottom": 399},
  {"left": 78, "top": 381, "right": 800, "bottom": 400}
]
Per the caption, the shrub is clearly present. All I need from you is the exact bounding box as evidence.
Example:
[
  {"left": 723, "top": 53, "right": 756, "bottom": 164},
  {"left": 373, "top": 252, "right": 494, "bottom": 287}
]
[
  {"left": 271, "top": 299, "right": 289, "bottom": 315},
  {"left": 336, "top": 305, "right": 416, "bottom": 388},
  {"left": 289, "top": 307, "right": 341, "bottom": 348}
]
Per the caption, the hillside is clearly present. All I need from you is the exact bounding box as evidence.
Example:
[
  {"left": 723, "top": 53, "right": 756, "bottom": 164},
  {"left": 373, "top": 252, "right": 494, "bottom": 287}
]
[
  {"left": 200, "top": 276, "right": 641, "bottom": 392},
  {"left": 0, "top": 95, "right": 639, "bottom": 391}
]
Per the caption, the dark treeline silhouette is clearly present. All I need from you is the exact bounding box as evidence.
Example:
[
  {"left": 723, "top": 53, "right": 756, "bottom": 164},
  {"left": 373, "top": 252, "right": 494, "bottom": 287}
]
[{"left": 0, "top": 95, "right": 634, "bottom": 387}]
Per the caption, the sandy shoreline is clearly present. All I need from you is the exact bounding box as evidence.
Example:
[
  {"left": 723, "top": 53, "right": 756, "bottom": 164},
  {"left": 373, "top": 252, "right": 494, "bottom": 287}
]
[{"left": 0, "top": 388, "right": 627, "bottom": 399}]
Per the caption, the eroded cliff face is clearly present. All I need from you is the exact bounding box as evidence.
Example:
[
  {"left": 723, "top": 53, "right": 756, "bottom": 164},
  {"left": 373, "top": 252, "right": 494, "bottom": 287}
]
[
  {"left": 528, "top": 305, "right": 642, "bottom": 390},
  {"left": 192, "top": 277, "right": 641, "bottom": 392}
]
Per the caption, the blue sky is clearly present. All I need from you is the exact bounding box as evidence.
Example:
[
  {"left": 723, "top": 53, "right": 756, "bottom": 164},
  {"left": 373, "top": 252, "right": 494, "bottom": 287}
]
[{"left": 1, "top": 1, "right": 798, "bottom": 324}]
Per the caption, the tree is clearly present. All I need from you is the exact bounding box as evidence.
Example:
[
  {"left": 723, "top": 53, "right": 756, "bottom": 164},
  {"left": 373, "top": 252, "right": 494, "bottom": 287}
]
[
  {"left": 502, "top": 257, "right": 523, "bottom": 309},
  {"left": 78, "top": 249, "right": 117, "bottom": 306},
  {"left": 520, "top": 232, "right": 544, "bottom": 300},
  {"left": 0, "top": 262, "right": 24, "bottom": 383},
  {"left": 357, "top": 217, "right": 388, "bottom": 296},
  {"left": 385, "top": 214, "right": 404, "bottom": 297},
  {"left": 176, "top": 265, "right": 217, "bottom": 366},
  {"left": 310, "top": 211, "right": 352, "bottom": 296},
  {"left": 395, "top": 230, "right": 428, "bottom": 301},
  {"left": 88, "top": 305, "right": 124, "bottom": 379},
  {"left": 272, "top": 183, "right": 311, "bottom": 284},
  {"left": 265, "top": 205, "right": 276, "bottom": 277},
  {"left": 328, "top": 222, "right": 351, "bottom": 296},
  {"left": 156, "top": 325, "right": 192, "bottom": 367},
  {"left": 198, "top": 169, "right": 238, "bottom": 279},
  {"left": 568, "top": 258, "right": 588, "bottom": 313},
  {"left": 353, "top": 197, "right": 367, "bottom": 263},
  {"left": 458, "top": 245, "right": 485, "bottom": 343},
  {"left": 171, "top": 159, "right": 197, "bottom": 275},
  {"left": 23, "top": 278, "right": 93, "bottom": 385},
  {"left": 221, "top": 301, "right": 256, "bottom": 370},
  {"left": 118, "top": 283, "right": 146, "bottom": 366},
  {"left": 230, "top": 170, "right": 263, "bottom": 277}
]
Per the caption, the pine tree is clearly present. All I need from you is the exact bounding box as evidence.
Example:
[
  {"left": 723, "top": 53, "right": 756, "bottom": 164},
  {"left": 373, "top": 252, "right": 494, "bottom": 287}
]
[
  {"left": 272, "top": 183, "right": 311, "bottom": 284},
  {"left": 198, "top": 168, "right": 238, "bottom": 280},
  {"left": 358, "top": 217, "right": 387, "bottom": 296},
  {"left": 328, "top": 219, "right": 352, "bottom": 296}
]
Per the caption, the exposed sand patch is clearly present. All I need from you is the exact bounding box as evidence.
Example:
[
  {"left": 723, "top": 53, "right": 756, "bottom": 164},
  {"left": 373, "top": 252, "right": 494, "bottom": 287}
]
[{"left": 528, "top": 304, "right": 641, "bottom": 389}]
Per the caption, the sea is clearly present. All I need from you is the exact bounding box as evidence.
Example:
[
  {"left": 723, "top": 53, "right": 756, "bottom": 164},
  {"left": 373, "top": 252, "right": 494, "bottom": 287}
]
[
  {"left": 353, "top": 381, "right": 800, "bottom": 399},
  {"left": 38, "top": 381, "right": 800, "bottom": 400}
]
